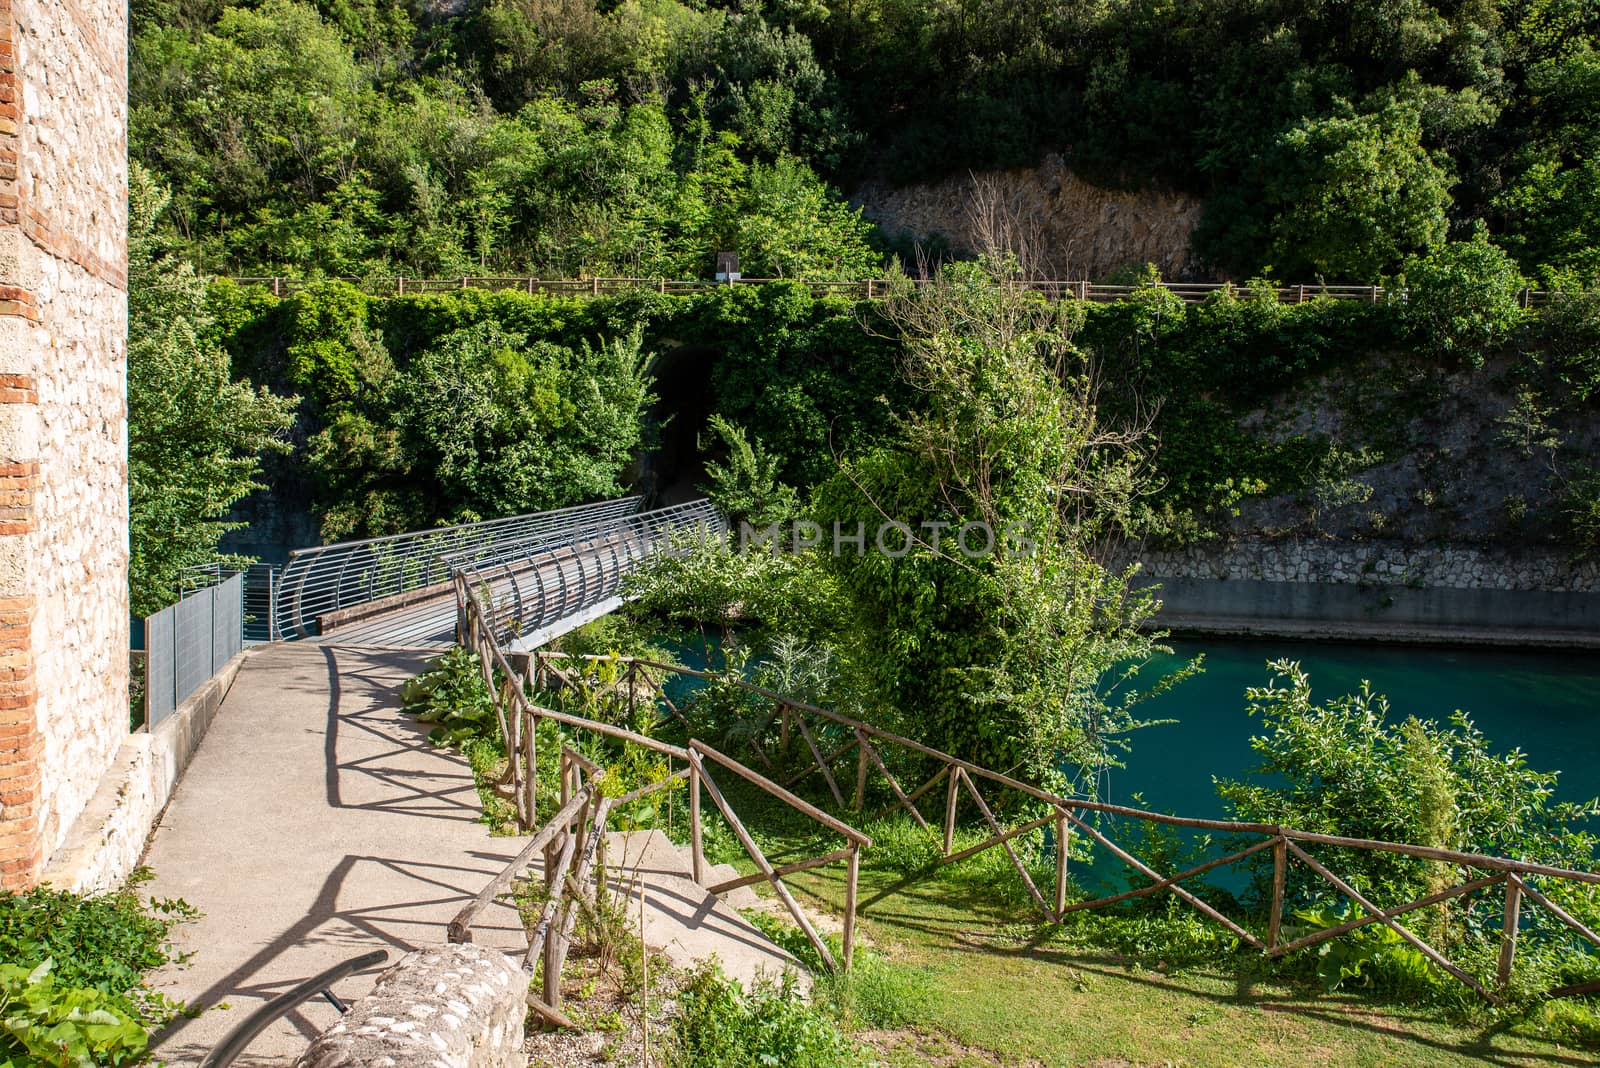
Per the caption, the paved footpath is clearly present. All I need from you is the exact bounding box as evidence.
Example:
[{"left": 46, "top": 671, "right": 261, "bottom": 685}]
[{"left": 144, "top": 642, "right": 527, "bottom": 1067}]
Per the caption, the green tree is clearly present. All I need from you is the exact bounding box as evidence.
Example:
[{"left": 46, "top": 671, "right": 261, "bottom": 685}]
[
  {"left": 698, "top": 415, "right": 798, "bottom": 527},
  {"left": 1403, "top": 231, "right": 1527, "bottom": 364},
  {"left": 1268, "top": 100, "right": 1454, "bottom": 281},
  {"left": 813, "top": 258, "right": 1190, "bottom": 787},
  {"left": 128, "top": 164, "right": 297, "bottom": 615},
  {"left": 395, "top": 321, "right": 656, "bottom": 523}
]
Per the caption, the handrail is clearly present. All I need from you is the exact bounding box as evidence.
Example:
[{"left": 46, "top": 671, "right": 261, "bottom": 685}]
[
  {"left": 533, "top": 649, "right": 1600, "bottom": 1004},
  {"left": 274, "top": 496, "right": 643, "bottom": 639},
  {"left": 455, "top": 499, "right": 722, "bottom": 647},
  {"left": 453, "top": 576, "right": 868, "bottom": 970},
  {"left": 198, "top": 949, "right": 388, "bottom": 1068}
]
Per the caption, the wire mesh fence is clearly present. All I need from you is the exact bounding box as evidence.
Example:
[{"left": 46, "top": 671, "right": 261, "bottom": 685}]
[{"left": 143, "top": 573, "right": 243, "bottom": 729}]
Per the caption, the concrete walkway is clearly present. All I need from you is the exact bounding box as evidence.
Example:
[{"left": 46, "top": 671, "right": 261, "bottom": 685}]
[
  {"left": 140, "top": 640, "right": 809, "bottom": 1067},
  {"left": 143, "top": 642, "right": 528, "bottom": 1067}
]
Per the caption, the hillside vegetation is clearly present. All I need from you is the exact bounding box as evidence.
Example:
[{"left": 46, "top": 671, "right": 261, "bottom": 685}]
[
  {"left": 134, "top": 0, "right": 1600, "bottom": 283},
  {"left": 125, "top": 1, "right": 1600, "bottom": 610}
]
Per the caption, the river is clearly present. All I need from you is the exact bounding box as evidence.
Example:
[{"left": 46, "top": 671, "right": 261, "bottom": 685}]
[{"left": 1108, "top": 637, "right": 1600, "bottom": 820}]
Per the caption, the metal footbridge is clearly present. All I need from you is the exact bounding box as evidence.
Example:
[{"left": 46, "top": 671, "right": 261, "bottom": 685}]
[{"left": 269, "top": 497, "right": 721, "bottom": 650}]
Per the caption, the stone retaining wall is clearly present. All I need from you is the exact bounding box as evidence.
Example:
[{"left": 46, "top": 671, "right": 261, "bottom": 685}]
[
  {"left": 1126, "top": 537, "right": 1598, "bottom": 593},
  {"left": 294, "top": 944, "right": 528, "bottom": 1068},
  {"left": 1124, "top": 537, "right": 1600, "bottom": 642}
]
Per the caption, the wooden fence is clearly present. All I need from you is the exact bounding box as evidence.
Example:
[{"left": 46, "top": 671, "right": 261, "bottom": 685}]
[
  {"left": 229, "top": 275, "right": 1556, "bottom": 308},
  {"left": 448, "top": 574, "right": 869, "bottom": 975},
  {"left": 528, "top": 649, "right": 1600, "bottom": 1006}
]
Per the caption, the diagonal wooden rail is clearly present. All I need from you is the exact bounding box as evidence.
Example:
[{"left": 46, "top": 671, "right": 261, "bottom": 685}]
[
  {"left": 527, "top": 650, "right": 1600, "bottom": 1006},
  {"left": 451, "top": 574, "right": 870, "bottom": 973}
]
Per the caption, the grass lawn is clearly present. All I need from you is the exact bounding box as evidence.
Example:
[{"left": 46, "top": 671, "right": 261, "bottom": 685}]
[{"left": 734, "top": 835, "right": 1600, "bottom": 1068}]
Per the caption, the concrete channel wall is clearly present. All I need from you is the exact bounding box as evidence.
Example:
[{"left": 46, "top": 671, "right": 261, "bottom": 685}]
[{"left": 1143, "top": 577, "right": 1600, "bottom": 645}]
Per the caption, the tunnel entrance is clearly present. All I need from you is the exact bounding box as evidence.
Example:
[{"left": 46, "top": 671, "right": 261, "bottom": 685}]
[{"left": 641, "top": 343, "right": 718, "bottom": 505}]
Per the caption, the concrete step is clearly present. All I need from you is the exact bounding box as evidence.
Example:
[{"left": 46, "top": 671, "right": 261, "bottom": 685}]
[{"left": 564, "top": 830, "right": 806, "bottom": 993}]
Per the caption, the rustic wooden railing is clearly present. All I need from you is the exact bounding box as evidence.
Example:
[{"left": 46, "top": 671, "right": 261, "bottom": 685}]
[
  {"left": 450, "top": 574, "right": 870, "bottom": 973},
  {"left": 531, "top": 650, "right": 1600, "bottom": 1006},
  {"left": 228, "top": 274, "right": 1557, "bottom": 308}
]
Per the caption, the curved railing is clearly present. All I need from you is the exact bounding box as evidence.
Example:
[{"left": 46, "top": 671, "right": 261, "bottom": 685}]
[
  {"left": 198, "top": 950, "right": 388, "bottom": 1068},
  {"left": 454, "top": 499, "right": 722, "bottom": 649},
  {"left": 273, "top": 497, "right": 642, "bottom": 639}
]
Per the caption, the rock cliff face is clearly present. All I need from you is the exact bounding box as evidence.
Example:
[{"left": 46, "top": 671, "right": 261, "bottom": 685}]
[{"left": 853, "top": 155, "right": 1204, "bottom": 279}]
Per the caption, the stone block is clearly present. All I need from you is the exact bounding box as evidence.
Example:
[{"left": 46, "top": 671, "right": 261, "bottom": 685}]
[{"left": 294, "top": 944, "right": 529, "bottom": 1068}]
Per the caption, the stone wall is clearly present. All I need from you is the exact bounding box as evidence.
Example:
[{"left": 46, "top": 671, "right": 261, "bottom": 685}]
[
  {"left": 294, "top": 944, "right": 529, "bottom": 1068},
  {"left": 1128, "top": 537, "right": 1600, "bottom": 593},
  {"left": 42, "top": 651, "right": 246, "bottom": 895},
  {"left": 0, "top": 0, "right": 129, "bottom": 887},
  {"left": 1125, "top": 537, "right": 1600, "bottom": 642}
]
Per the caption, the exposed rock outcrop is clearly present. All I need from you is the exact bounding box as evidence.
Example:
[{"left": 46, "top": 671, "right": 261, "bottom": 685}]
[{"left": 853, "top": 155, "right": 1204, "bottom": 279}]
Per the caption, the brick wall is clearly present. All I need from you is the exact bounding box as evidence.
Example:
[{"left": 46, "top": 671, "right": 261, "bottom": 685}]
[{"left": 0, "top": 0, "right": 129, "bottom": 888}]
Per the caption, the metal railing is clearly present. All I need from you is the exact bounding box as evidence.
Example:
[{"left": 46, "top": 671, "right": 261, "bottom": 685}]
[
  {"left": 228, "top": 275, "right": 1559, "bottom": 308},
  {"left": 179, "top": 562, "right": 281, "bottom": 643},
  {"left": 273, "top": 497, "right": 643, "bottom": 639},
  {"left": 456, "top": 499, "right": 723, "bottom": 648},
  {"left": 198, "top": 949, "right": 388, "bottom": 1068},
  {"left": 142, "top": 573, "right": 244, "bottom": 729}
]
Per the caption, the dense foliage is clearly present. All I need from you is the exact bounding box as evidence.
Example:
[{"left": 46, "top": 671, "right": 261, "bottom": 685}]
[
  {"left": 128, "top": 165, "right": 296, "bottom": 615},
  {"left": 131, "top": 0, "right": 878, "bottom": 279},
  {"left": 1218, "top": 662, "right": 1600, "bottom": 1001},
  {"left": 209, "top": 280, "right": 908, "bottom": 539},
  {"left": 132, "top": 0, "right": 1600, "bottom": 284},
  {"left": 0, "top": 881, "right": 195, "bottom": 1067}
]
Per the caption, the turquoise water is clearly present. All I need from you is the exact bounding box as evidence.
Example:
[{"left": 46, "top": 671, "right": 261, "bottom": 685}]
[{"left": 1106, "top": 638, "right": 1600, "bottom": 819}]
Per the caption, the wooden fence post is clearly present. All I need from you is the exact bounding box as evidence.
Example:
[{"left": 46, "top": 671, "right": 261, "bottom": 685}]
[
  {"left": 1054, "top": 812, "right": 1069, "bottom": 917},
  {"left": 523, "top": 708, "right": 536, "bottom": 830},
  {"left": 943, "top": 768, "right": 960, "bottom": 855},
  {"left": 689, "top": 760, "right": 704, "bottom": 885},
  {"left": 843, "top": 845, "right": 859, "bottom": 970},
  {"left": 854, "top": 737, "right": 869, "bottom": 812},
  {"left": 1268, "top": 837, "right": 1287, "bottom": 951},
  {"left": 1498, "top": 876, "right": 1522, "bottom": 990}
]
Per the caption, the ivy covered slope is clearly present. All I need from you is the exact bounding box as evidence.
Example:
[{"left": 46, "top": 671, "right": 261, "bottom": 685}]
[
  {"left": 133, "top": 0, "right": 1600, "bottom": 285},
  {"left": 208, "top": 263, "right": 1600, "bottom": 553},
  {"left": 206, "top": 281, "right": 910, "bottom": 540}
]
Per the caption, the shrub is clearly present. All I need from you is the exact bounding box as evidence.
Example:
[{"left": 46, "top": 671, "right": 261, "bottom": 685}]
[
  {"left": 664, "top": 961, "right": 866, "bottom": 1068},
  {"left": 0, "top": 878, "right": 195, "bottom": 1032},
  {"left": 0, "top": 961, "right": 150, "bottom": 1068},
  {"left": 0, "top": 878, "right": 196, "bottom": 1067},
  {"left": 1403, "top": 232, "right": 1527, "bottom": 365},
  {"left": 403, "top": 647, "right": 498, "bottom": 748}
]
